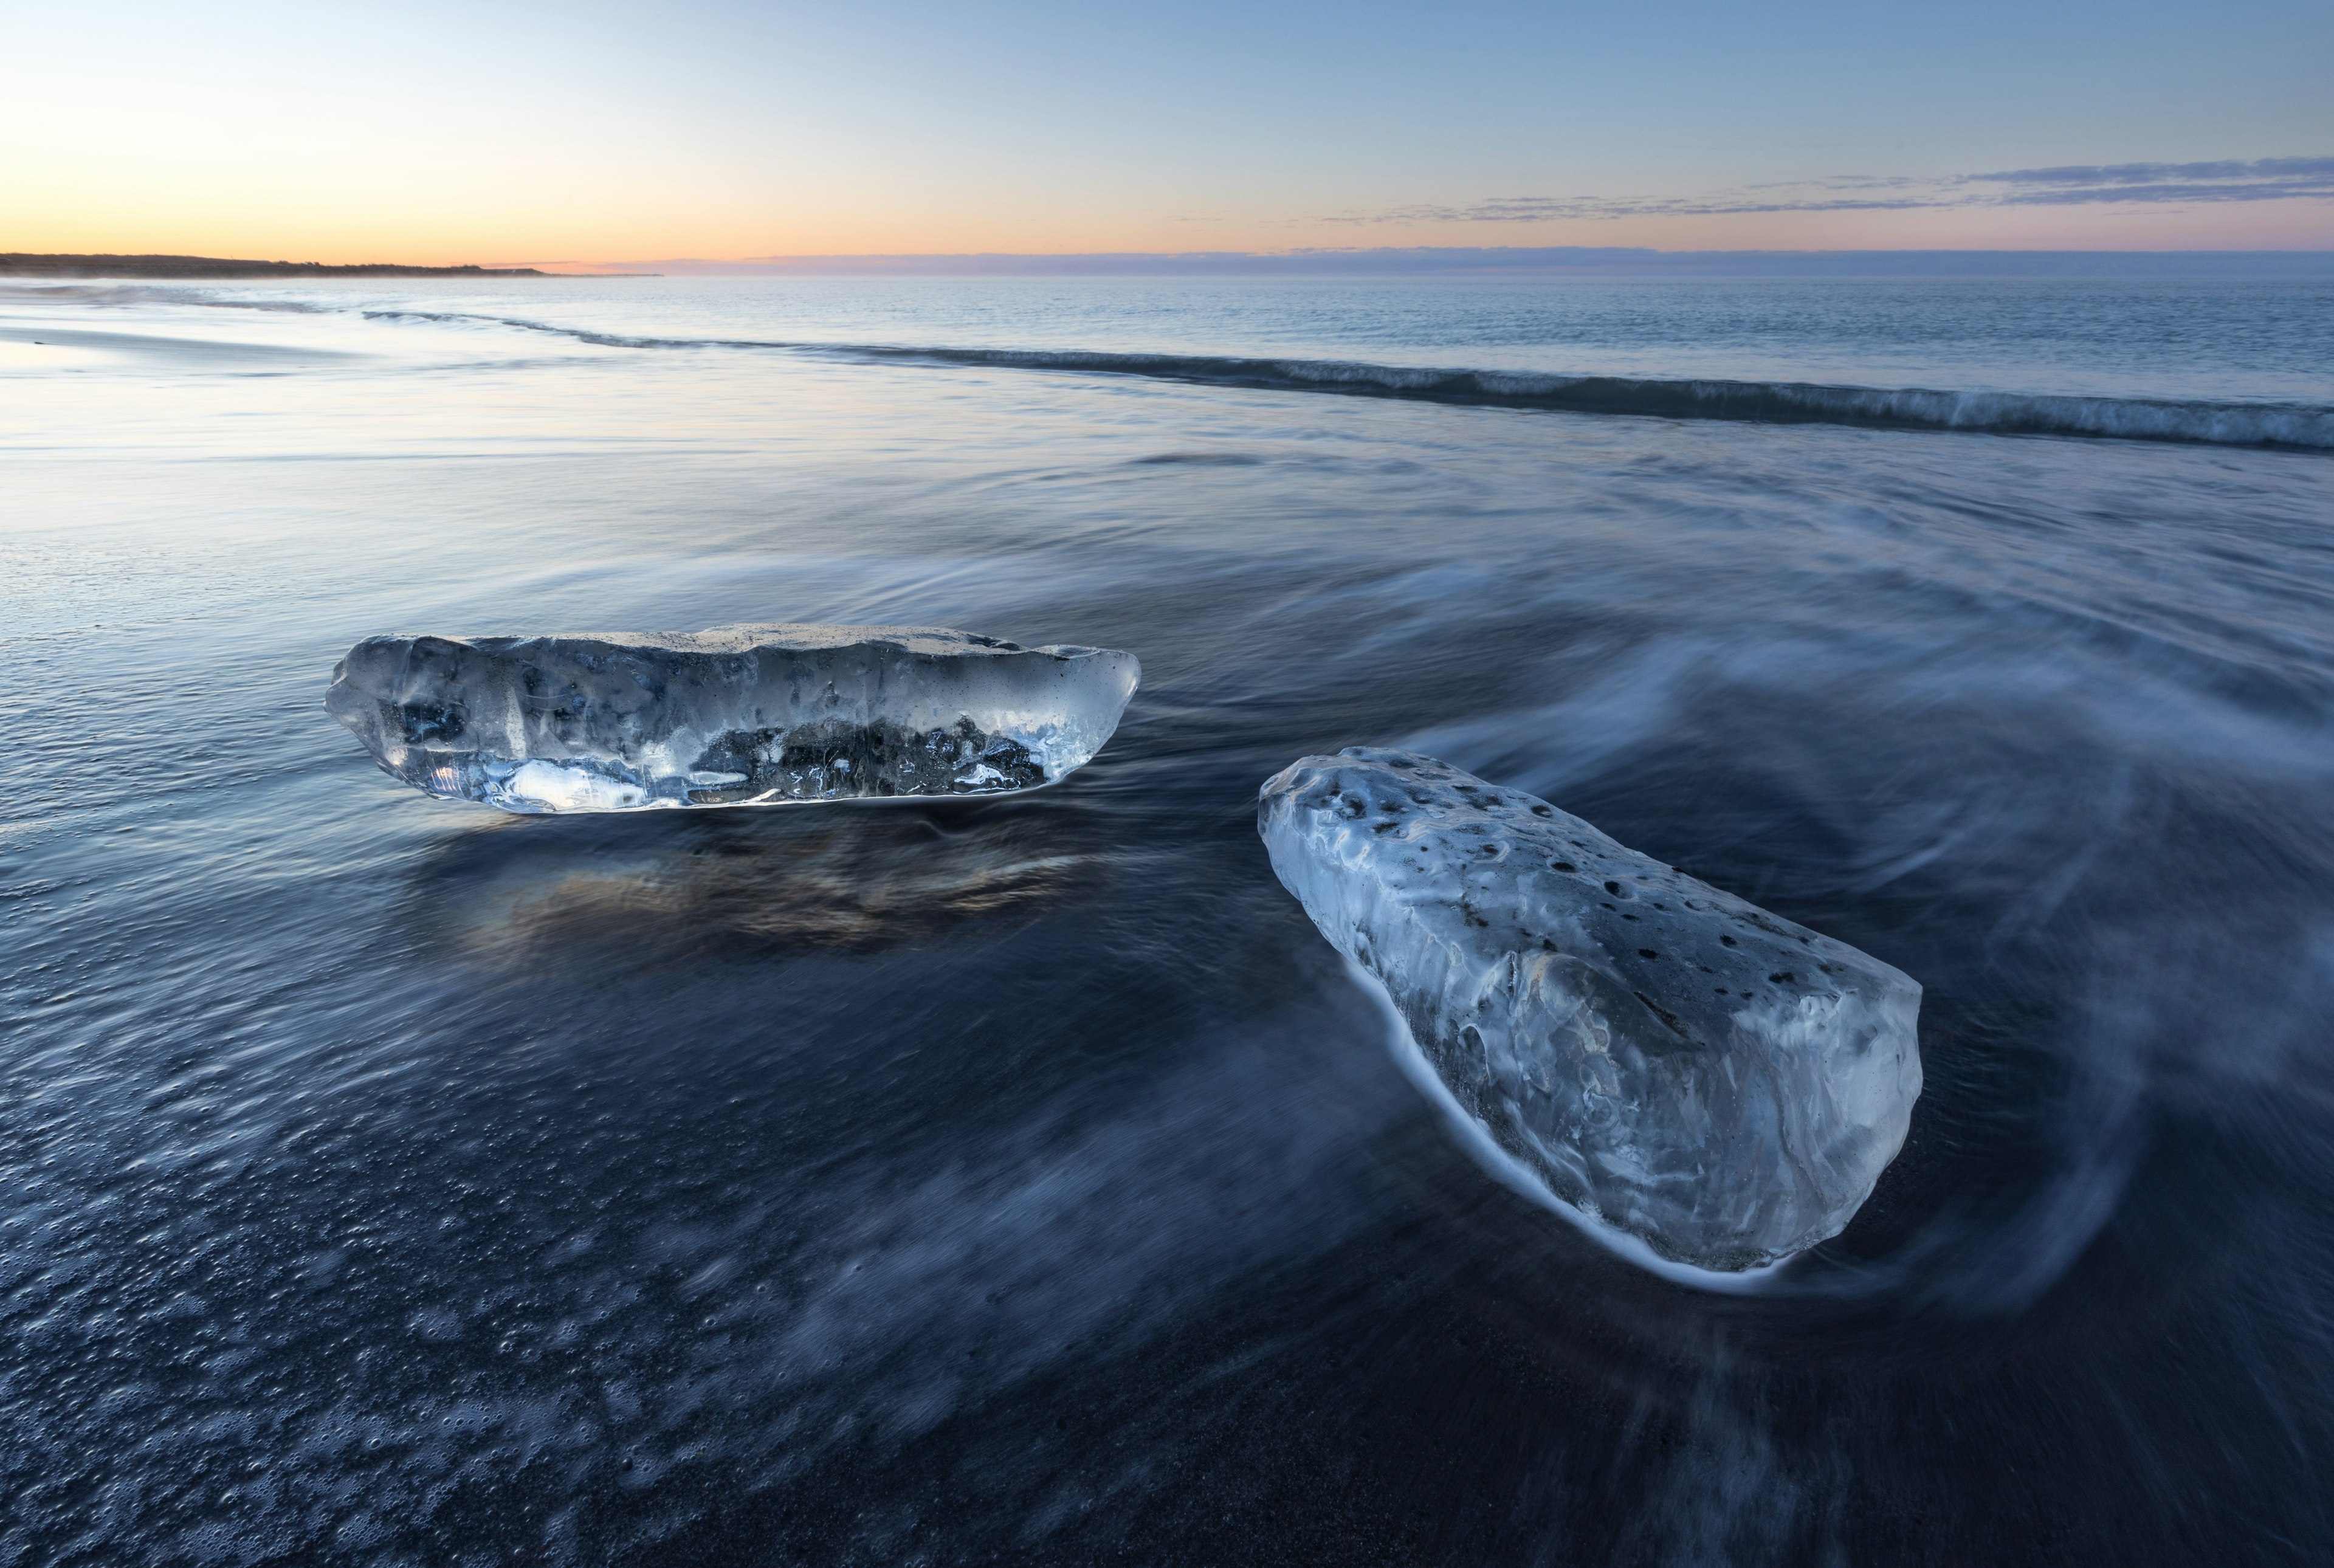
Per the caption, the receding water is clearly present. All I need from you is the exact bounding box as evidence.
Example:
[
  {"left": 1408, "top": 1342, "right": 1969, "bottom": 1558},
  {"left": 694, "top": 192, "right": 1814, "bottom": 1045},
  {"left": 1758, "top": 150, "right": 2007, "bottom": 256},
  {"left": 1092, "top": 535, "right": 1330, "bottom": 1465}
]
[{"left": 3, "top": 275, "right": 2332, "bottom": 1565}]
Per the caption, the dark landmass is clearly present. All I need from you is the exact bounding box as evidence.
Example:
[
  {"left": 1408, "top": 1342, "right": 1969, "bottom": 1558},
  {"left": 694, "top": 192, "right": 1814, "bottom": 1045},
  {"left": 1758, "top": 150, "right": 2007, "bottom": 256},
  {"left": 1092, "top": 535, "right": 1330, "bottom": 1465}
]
[{"left": 0, "top": 253, "right": 553, "bottom": 279}]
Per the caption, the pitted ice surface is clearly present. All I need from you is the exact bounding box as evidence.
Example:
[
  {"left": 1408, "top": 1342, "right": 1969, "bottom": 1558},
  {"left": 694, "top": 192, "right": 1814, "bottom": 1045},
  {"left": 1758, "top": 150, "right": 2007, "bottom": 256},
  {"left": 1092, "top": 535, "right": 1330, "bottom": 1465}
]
[
  {"left": 325, "top": 623, "right": 1139, "bottom": 814},
  {"left": 1258, "top": 748, "right": 1922, "bottom": 1272}
]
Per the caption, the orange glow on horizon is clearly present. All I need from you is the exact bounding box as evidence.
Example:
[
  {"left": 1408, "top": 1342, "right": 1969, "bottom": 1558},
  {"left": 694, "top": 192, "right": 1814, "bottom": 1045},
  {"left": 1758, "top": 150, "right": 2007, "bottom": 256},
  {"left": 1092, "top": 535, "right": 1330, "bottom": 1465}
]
[
  {"left": 9, "top": 195, "right": 2333, "bottom": 272},
  {"left": 7, "top": 3, "right": 2328, "bottom": 270}
]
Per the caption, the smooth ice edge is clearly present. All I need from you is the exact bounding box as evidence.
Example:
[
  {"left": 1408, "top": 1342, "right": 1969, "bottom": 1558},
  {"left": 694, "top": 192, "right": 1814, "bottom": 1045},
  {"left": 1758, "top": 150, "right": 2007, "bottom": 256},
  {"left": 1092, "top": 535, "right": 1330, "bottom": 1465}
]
[
  {"left": 1260, "top": 748, "right": 1923, "bottom": 1273},
  {"left": 1348, "top": 958, "right": 1791, "bottom": 1293},
  {"left": 325, "top": 622, "right": 1140, "bottom": 814}
]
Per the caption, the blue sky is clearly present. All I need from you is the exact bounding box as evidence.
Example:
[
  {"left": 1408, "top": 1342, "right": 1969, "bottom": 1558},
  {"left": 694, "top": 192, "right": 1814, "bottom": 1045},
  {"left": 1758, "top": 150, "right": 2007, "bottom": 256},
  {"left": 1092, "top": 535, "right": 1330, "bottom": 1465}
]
[{"left": 4, "top": 0, "right": 2329, "bottom": 260}]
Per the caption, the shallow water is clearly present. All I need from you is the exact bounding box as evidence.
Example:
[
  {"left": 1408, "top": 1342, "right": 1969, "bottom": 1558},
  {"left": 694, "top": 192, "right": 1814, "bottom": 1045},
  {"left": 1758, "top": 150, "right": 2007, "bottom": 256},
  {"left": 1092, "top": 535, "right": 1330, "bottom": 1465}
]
[{"left": 4, "top": 276, "right": 2333, "bottom": 1565}]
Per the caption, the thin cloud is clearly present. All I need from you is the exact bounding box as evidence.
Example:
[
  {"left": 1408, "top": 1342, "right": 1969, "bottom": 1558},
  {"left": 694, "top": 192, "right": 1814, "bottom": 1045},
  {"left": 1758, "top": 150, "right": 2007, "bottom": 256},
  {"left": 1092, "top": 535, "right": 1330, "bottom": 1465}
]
[
  {"left": 1976, "top": 157, "right": 2334, "bottom": 206},
  {"left": 1329, "top": 157, "right": 2334, "bottom": 224},
  {"left": 1977, "top": 156, "right": 2334, "bottom": 186}
]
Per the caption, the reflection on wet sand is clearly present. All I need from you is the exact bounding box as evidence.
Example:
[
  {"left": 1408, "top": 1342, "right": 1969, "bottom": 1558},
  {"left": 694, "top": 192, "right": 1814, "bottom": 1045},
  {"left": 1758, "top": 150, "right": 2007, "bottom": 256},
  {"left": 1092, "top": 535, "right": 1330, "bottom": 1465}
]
[{"left": 409, "top": 797, "right": 1115, "bottom": 961}]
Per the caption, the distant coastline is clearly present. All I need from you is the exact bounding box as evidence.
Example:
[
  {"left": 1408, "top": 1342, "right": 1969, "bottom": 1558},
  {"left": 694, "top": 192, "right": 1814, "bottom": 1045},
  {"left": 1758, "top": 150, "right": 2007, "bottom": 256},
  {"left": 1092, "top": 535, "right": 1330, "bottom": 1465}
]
[{"left": 0, "top": 253, "right": 554, "bottom": 279}]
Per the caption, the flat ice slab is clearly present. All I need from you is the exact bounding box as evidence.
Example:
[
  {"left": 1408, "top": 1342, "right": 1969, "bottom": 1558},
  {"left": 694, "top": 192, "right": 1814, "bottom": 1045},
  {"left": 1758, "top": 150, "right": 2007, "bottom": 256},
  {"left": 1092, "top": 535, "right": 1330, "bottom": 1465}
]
[
  {"left": 326, "top": 624, "right": 1139, "bottom": 814},
  {"left": 1259, "top": 748, "right": 1921, "bottom": 1272}
]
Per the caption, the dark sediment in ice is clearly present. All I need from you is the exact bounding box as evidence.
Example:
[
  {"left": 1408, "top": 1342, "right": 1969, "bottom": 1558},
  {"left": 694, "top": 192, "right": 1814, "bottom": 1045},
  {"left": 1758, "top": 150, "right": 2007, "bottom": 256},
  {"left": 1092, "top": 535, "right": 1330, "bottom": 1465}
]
[{"left": 326, "top": 624, "right": 1138, "bottom": 814}]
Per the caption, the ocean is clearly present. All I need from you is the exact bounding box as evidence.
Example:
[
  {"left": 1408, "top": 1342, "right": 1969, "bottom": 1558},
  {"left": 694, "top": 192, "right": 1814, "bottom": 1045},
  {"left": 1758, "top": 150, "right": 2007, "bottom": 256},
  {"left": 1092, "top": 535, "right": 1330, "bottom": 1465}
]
[{"left": 4, "top": 272, "right": 2332, "bottom": 1564}]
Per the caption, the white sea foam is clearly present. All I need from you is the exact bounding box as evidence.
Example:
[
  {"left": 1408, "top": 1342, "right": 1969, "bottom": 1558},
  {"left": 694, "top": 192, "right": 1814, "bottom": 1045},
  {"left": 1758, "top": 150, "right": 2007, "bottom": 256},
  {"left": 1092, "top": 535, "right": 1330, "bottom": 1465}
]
[{"left": 353, "top": 309, "right": 2334, "bottom": 449}]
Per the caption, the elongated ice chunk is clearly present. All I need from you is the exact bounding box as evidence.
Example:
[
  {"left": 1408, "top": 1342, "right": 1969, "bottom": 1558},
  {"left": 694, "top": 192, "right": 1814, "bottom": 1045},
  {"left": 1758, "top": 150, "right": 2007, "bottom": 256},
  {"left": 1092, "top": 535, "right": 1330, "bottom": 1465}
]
[
  {"left": 326, "top": 624, "right": 1138, "bottom": 814},
  {"left": 1259, "top": 748, "right": 1921, "bottom": 1272}
]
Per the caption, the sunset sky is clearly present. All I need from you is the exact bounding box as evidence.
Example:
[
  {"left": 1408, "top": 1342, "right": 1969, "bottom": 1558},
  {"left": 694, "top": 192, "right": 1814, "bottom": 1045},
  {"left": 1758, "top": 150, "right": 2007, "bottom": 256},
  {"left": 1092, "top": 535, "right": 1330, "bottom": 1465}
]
[{"left": 6, "top": 0, "right": 2330, "bottom": 264}]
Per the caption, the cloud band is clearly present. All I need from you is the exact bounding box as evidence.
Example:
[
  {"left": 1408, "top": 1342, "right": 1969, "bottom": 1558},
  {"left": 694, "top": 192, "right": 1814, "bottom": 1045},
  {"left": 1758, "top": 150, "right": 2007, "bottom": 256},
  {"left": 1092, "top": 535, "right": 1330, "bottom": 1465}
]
[{"left": 1332, "top": 157, "right": 2334, "bottom": 224}]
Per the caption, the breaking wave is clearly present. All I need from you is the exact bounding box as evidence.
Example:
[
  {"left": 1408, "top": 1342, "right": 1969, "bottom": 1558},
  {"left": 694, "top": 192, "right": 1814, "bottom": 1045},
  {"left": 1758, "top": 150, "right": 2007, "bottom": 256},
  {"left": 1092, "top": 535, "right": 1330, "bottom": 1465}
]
[
  {"left": 0, "top": 282, "right": 334, "bottom": 313},
  {"left": 365, "top": 308, "right": 2334, "bottom": 450}
]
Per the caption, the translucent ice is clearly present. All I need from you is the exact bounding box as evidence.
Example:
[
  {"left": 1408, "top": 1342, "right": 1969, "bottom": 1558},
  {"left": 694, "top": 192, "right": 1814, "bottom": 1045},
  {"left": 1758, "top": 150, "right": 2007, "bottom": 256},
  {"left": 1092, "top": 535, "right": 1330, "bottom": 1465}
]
[
  {"left": 326, "top": 624, "right": 1139, "bottom": 814},
  {"left": 1259, "top": 748, "right": 1921, "bottom": 1272}
]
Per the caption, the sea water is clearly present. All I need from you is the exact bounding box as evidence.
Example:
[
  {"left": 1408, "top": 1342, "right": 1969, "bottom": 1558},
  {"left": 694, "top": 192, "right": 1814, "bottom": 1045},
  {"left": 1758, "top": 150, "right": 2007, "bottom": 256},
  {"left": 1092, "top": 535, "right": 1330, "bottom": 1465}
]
[{"left": 3, "top": 273, "right": 2332, "bottom": 1564}]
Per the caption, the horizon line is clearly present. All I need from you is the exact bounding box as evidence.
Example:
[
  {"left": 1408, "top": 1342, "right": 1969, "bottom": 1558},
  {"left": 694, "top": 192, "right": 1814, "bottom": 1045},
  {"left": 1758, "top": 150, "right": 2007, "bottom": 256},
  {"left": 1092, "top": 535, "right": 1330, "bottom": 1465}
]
[
  {"left": 9, "top": 246, "right": 2333, "bottom": 282},
  {"left": 515, "top": 245, "right": 2334, "bottom": 278}
]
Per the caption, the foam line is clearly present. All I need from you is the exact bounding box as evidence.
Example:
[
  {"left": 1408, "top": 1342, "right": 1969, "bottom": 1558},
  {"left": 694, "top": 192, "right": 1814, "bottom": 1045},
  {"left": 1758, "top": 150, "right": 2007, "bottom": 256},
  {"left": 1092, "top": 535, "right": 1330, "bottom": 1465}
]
[{"left": 359, "top": 309, "right": 2334, "bottom": 450}]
